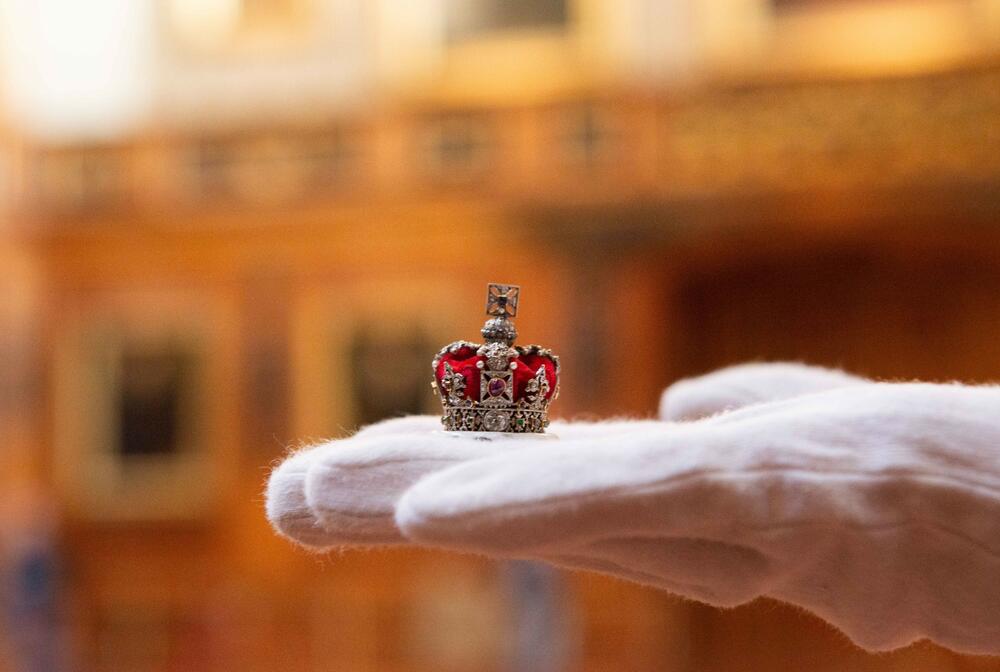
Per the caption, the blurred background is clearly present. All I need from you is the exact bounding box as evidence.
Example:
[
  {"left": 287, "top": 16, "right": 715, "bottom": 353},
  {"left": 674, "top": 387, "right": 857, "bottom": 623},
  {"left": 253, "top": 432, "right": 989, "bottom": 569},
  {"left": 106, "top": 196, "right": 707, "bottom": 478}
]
[{"left": 1, "top": 0, "right": 999, "bottom": 670}]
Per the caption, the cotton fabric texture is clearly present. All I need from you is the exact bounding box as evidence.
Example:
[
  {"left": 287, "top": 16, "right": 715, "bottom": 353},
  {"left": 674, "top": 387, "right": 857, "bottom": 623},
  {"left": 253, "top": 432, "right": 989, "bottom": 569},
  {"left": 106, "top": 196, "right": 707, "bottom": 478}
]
[{"left": 265, "top": 362, "right": 1000, "bottom": 655}]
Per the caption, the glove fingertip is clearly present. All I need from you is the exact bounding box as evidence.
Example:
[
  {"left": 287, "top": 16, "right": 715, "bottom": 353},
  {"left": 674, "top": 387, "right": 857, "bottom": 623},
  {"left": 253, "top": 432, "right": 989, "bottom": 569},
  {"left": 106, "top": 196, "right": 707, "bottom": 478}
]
[
  {"left": 395, "top": 474, "right": 487, "bottom": 549},
  {"left": 395, "top": 463, "right": 555, "bottom": 554},
  {"left": 660, "top": 362, "right": 866, "bottom": 421},
  {"left": 394, "top": 478, "right": 442, "bottom": 541},
  {"left": 265, "top": 450, "right": 335, "bottom": 550},
  {"left": 659, "top": 380, "right": 738, "bottom": 422}
]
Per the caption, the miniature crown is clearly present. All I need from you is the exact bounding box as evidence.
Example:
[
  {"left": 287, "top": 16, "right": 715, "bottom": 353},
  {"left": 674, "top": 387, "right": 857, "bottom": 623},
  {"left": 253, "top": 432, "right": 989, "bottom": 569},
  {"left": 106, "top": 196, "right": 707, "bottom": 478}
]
[{"left": 432, "top": 283, "right": 560, "bottom": 433}]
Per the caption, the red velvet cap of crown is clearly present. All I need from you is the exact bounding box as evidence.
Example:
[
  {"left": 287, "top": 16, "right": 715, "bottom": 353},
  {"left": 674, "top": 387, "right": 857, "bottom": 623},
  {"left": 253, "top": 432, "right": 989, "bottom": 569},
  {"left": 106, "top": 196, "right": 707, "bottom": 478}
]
[{"left": 434, "top": 345, "right": 558, "bottom": 402}]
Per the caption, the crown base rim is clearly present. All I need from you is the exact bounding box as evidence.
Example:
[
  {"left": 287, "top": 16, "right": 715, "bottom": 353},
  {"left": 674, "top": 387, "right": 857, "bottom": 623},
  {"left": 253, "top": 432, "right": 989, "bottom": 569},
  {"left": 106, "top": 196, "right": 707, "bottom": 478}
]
[{"left": 441, "top": 405, "right": 550, "bottom": 433}]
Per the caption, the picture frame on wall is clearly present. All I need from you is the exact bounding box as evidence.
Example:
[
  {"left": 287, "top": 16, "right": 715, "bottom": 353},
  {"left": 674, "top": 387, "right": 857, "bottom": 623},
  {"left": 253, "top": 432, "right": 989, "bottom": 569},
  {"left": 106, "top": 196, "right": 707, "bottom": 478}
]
[
  {"left": 346, "top": 323, "right": 437, "bottom": 428},
  {"left": 291, "top": 279, "right": 460, "bottom": 439},
  {"left": 52, "top": 291, "right": 235, "bottom": 521}
]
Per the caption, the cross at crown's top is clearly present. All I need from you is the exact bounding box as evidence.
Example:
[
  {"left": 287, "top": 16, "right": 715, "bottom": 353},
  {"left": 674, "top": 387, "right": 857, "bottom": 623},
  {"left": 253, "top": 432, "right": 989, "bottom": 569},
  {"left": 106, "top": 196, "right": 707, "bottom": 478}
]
[{"left": 485, "top": 283, "right": 519, "bottom": 318}]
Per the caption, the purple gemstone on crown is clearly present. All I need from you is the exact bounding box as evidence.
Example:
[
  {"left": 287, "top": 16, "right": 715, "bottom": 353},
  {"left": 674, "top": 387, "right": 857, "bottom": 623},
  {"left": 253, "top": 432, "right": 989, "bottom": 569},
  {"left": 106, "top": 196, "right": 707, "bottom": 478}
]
[{"left": 487, "top": 377, "right": 507, "bottom": 397}]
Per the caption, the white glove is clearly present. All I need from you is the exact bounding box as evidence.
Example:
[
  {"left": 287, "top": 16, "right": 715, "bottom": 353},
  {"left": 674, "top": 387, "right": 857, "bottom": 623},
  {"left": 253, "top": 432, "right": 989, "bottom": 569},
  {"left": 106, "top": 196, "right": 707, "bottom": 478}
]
[
  {"left": 266, "top": 363, "right": 1000, "bottom": 654},
  {"left": 267, "top": 363, "right": 848, "bottom": 547}
]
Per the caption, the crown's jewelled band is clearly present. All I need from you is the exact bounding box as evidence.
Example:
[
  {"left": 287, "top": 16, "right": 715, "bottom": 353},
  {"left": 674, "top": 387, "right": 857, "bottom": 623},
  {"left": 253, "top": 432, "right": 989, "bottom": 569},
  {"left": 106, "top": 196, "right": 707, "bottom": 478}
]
[{"left": 442, "top": 405, "right": 548, "bottom": 433}]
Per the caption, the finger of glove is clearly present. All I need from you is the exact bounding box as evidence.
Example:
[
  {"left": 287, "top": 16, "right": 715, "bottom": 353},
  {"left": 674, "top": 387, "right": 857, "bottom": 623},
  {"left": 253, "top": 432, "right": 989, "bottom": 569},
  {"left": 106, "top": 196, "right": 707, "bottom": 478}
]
[
  {"left": 303, "top": 419, "right": 665, "bottom": 545},
  {"left": 267, "top": 417, "right": 665, "bottom": 549},
  {"left": 266, "top": 447, "right": 335, "bottom": 549},
  {"left": 398, "top": 383, "right": 1000, "bottom": 553},
  {"left": 660, "top": 362, "right": 867, "bottom": 422},
  {"left": 266, "top": 415, "right": 440, "bottom": 548},
  {"left": 305, "top": 432, "right": 516, "bottom": 545}
]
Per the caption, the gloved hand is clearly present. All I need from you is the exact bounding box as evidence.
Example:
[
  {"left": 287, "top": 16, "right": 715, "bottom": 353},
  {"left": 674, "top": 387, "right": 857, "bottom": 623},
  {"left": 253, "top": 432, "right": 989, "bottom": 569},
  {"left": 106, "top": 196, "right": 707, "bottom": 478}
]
[{"left": 265, "top": 363, "right": 1000, "bottom": 655}]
